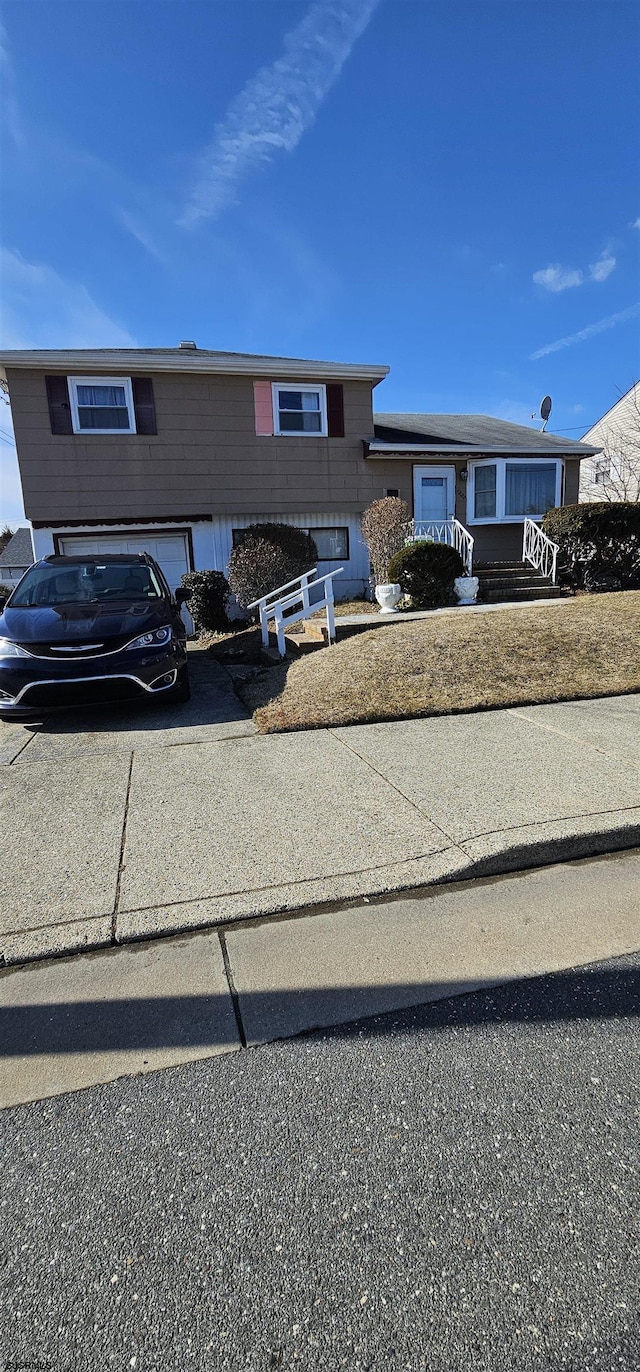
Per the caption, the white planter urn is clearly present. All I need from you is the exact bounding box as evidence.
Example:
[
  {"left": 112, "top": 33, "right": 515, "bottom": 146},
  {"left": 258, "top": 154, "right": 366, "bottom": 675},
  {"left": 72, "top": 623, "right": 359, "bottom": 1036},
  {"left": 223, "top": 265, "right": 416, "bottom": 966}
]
[
  {"left": 454, "top": 575, "right": 479, "bottom": 606},
  {"left": 375, "top": 582, "right": 402, "bottom": 613}
]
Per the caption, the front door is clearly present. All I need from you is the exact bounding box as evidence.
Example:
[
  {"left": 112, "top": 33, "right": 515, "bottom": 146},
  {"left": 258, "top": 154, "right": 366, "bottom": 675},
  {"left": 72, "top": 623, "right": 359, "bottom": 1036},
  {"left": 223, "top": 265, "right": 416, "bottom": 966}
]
[{"left": 413, "top": 466, "right": 456, "bottom": 524}]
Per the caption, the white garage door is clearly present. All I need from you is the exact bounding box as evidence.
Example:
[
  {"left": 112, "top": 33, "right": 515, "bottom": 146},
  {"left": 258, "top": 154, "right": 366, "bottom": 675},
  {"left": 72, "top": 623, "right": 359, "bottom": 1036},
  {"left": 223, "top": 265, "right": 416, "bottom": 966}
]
[{"left": 58, "top": 531, "right": 190, "bottom": 593}]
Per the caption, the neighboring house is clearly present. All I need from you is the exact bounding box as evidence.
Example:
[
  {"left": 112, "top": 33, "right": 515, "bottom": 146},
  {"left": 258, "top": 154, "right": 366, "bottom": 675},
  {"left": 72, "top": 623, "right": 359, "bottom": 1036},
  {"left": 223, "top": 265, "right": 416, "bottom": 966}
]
[
  {"left": 0, "top": 344, "right": 598, "bottom": 598},
  {"left": 0, "top": 526, "right": 34, "bottom": 587},
  {"left": 579, "top": 381, "right": 640, "bottom": 503}
]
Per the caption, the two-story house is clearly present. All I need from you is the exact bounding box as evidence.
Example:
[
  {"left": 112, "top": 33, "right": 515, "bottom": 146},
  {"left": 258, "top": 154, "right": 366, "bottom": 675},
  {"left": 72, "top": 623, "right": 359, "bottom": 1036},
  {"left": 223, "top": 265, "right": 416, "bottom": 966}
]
[
  {"left": 578, "top": 381, "right": 640, "bottom": 503},
  {"left": 0, "top": 343, "right": 597, "bottom": 598}
]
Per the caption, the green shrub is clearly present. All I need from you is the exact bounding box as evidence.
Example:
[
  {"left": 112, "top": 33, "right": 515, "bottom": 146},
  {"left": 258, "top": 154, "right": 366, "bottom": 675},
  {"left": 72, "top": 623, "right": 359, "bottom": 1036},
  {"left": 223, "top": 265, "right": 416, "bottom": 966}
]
[
  {"left": 180, "top": 570, "right": 230, "bottom": 632},
  {"left": 543, "top": 502, "right": 640, "bottom": 590},
  {"left": 360, "top": 497, "right": 411, "bottom": 584},
  {"left": 228, "top": 524, "right": 317, "bottom": 609},
  {"left": 388, "top": 540, "right": 464, "bottom": 608},
  {"left": 0, "top": 583, "right": 11, "bottom": 609}
]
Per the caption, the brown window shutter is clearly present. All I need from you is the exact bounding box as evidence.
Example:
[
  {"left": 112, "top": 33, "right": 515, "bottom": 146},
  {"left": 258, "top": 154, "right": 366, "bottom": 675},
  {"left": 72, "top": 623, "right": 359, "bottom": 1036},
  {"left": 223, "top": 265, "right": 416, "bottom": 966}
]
[
  {"left": 45, "top": 376, "right": 73, "bottom": 434},
  {"left": 132, "top": 377, "right": 157, "bottom": 435},
  {"left": 326, "top": 383, "right": 344, "bottom": 437}
]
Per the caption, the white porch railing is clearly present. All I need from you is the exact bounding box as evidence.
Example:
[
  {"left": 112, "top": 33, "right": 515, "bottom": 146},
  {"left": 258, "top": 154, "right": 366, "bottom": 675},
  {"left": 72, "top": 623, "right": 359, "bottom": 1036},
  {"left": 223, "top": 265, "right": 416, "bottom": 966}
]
[
  {"left": 408, "top": 519, "right": 474, "bottom": 575},
  {"left": 248, "top": 567, "right": 344, "bottom": 658},
  {"left": 522, "top": 518, "right": 559, "bottom": 583}
]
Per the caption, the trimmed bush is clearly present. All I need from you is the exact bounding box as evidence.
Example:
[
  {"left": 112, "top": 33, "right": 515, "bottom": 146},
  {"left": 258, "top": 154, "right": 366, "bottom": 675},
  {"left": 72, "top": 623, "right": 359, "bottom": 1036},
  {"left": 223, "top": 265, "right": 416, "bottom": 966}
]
[
  {"left": 388, "top": 540, "right": 464, "bottom": 608},
  {"left": 0, "top": 584, "right": 11, "bottom": 609},
  {"left": 180, "top": 570, "right": 230, "bottom": 632},
  {"left": 227, "top": 523, "right": 318, "bottom": 609},
  {"left": 543, "top": 502, "right": 640, "bottom": 590},
  {"left": 361, "top": 497, "right": 411, "bottom": 584}
]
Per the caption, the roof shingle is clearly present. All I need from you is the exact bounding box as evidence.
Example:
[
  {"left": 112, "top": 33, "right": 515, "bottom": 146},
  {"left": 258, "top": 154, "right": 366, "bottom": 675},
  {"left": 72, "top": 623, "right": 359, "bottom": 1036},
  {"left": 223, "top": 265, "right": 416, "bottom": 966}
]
[{"left": 373, "top": 413, "right": 598, "bottom": 455}]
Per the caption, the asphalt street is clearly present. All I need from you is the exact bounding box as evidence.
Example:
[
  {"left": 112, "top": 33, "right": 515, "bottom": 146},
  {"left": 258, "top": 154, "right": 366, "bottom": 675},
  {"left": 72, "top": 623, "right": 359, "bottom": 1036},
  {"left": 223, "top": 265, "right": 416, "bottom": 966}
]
[{"left": 1, "top": 952, "right": 638, "bottom": 1372}]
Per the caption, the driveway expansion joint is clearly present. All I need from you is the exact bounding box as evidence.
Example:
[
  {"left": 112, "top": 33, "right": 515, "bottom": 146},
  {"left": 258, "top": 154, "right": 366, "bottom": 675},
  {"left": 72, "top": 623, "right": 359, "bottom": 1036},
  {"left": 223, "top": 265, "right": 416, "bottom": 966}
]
[
  {"left": 218, "top": 929, "right": 248, "bottom": 1048},
  {"left": 112, "top": 751, "right": 135, "bottom": 941},
  {"left": 507, "top": 706, "right": 640, "bottom": 771},
  {"left": 327, "top": 725, "right": 463, "bottom": 851}
]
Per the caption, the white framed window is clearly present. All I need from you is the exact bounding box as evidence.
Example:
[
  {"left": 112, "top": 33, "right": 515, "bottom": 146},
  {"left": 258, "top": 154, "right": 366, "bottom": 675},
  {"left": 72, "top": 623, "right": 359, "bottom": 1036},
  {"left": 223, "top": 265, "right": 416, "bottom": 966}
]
[
  {"left": 467, "top": 458, "right": 563, "bottom": 523},
  {"left": 594, "top": 457, "right": 611, "bottom": 485},
  {"left": 272, "top": 383, "right": 327, "bottom": 436},
  {"left": 68, "top": 376, "right": 136, "bottom": 434}
]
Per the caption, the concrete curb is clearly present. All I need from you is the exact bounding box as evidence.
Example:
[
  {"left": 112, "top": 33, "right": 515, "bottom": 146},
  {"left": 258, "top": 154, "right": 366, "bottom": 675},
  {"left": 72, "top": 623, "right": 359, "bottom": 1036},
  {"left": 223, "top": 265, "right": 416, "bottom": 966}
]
[
  {"left": 2, "top": 814, "right": 640, "bottom": 967},
  {"left": 2, "top": 847, "right": 639, "bottom": 1108}
]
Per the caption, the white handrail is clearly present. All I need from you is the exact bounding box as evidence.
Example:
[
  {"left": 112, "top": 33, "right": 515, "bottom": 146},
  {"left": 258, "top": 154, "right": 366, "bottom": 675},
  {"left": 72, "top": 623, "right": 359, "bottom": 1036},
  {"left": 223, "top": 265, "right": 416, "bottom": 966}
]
[
  {"left": 248, "top": 567, "right": 344, "bottom": 656},
  {"left": 522, "top": 518, "right": 559, "bottom": 584},
  {"left": 409, "top": 518, "right": 474, "bottom": 575}
]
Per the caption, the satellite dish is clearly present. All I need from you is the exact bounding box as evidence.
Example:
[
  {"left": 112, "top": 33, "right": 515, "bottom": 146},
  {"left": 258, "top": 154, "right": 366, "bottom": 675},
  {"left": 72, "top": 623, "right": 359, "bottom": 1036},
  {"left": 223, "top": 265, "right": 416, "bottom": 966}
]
[{"left": 540, "top": 395, "right": 552, "bottom": 430}]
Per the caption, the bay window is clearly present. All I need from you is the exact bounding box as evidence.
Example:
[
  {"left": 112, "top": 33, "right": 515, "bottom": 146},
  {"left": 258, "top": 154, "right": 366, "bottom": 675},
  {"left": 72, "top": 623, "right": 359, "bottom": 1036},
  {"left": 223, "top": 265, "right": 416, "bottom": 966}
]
[
  {"left": 505, "top": 463, "right": 557, "bottom": 517},
  {"left": 468, "top": 458, "right": 562, "bottom": 523},
  {"left": 474, "top": 464, "right": 497, "bottom": 519}
]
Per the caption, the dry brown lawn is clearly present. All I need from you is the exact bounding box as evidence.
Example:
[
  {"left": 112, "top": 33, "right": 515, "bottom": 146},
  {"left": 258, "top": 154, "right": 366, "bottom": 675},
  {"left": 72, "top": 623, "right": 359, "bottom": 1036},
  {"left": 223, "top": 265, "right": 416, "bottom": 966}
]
[{"left": 238, "top": 591, "right": 640, "bottom": 733}]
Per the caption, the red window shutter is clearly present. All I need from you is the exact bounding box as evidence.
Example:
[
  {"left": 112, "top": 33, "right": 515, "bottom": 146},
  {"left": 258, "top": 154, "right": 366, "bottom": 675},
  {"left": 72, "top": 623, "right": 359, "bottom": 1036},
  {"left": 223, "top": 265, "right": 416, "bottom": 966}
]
[
  {"left": 45, "top": 376, "right": 73, "bottom": 434},
  {"left": 132, "top": 377, "right": 157, "bottom": 434},
  {"left": 326, "top": 383, "right": 344, "bottom": 437},
  {"left": 253, "top": 380, "right": 274, "bottom": 435}
]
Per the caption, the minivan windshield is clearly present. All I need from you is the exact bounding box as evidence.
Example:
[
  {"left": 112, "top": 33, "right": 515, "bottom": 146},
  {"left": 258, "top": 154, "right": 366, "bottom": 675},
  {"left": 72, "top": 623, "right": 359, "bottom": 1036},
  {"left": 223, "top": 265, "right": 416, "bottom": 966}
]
[{"left": 10, "top": 561, "right": 164, "bottom": 608}]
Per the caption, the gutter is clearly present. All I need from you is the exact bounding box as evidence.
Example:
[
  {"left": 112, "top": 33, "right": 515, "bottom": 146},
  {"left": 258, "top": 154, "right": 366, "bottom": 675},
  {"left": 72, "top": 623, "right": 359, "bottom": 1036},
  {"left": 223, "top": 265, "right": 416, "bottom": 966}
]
[
  {"left": 365, "top": 441, "right": 601, "bottom": 456},
  {"left": 0, "top": 351, "right": 390, "bottom": 384}
]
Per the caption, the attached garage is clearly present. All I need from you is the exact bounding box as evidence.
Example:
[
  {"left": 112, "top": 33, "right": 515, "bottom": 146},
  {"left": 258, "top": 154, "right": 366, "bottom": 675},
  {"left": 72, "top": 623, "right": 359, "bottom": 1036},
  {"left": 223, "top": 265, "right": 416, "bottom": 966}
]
[{"left": 56, "top": 529, "right": 192, "bottom": 593}]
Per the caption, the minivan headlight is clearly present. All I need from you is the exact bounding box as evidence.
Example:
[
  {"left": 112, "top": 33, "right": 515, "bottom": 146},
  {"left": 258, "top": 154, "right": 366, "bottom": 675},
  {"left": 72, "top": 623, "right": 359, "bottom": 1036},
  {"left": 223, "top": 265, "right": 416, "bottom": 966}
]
[
  {"left": 126, "top": 625, "right": 172, "bottom": 651},
  {"left": 0, "top": 638, "right": 32, "bottom": 658}
]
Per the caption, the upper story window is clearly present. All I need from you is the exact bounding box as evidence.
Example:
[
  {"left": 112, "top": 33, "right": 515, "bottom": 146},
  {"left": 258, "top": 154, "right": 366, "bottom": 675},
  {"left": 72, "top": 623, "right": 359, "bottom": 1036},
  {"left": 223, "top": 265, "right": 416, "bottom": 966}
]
[
  {"left": 272, "top": 383, "right": 327, "bottom": 436},
  {"left": 68, "top": 376, "right": 136, "bottom": 434},
  {"left": 468, "top": 458, "right": 562, "bottom": 523},
  {"left": 594, "top": 457, "right": 611, "bottom": 485}
]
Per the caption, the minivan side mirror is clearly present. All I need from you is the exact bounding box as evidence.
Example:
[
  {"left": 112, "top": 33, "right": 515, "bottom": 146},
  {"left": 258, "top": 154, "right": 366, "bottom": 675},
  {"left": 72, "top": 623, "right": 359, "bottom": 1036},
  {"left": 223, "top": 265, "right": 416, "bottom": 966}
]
[{"left": 175, "top": 587, "right": 192, "bottom": 605}]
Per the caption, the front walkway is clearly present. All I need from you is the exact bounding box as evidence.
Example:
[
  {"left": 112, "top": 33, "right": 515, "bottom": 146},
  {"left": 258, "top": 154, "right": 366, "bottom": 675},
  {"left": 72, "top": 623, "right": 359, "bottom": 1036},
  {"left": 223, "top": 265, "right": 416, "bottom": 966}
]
[
  {"left": 335, "top": 596, "right": 568, "bottom": 628},
  {"left": 1, "top": 648, "right": 638, "bottom": 966}
]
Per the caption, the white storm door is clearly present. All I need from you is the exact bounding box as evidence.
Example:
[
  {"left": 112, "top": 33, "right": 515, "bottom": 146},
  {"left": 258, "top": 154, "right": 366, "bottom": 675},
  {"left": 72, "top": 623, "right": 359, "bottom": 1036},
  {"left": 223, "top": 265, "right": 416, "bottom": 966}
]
[{"left": 413, "top": 466, "right": 456, "bottom": 523}]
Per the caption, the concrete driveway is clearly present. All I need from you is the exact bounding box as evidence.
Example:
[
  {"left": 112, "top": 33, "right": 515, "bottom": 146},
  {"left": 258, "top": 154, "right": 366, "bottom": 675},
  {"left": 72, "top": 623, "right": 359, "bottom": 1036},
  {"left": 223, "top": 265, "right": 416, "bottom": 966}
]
[{"left": 1, "top": 646, "right": 639, "bottom": 965}]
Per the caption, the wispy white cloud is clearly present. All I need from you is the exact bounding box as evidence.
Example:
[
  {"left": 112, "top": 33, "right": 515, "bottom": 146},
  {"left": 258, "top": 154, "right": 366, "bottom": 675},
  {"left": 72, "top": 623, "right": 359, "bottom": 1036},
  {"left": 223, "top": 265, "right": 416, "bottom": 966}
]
[
  {"left": 530, "top": 303, "right": 640, "bottom": 360},
  {"left": 115, "top": 208, "right": 167, "bottom": 264},
  {"left": 0, "top": 21, "right": 23, "bottom": 148},
  {"left": 633, "top": 218, "right": 640, "bottom": 229},
  {"left": 533, "top": 263, "right": 584, "bottom": 293},
  {"left": 180, "top": 0, "right": 380, "bottom": 227},
  {"left": 588, "top": 249, "right": 616, "bottom": 282},
  {"left": 0, "top": 248, "right": 137, "bottom": 349}
]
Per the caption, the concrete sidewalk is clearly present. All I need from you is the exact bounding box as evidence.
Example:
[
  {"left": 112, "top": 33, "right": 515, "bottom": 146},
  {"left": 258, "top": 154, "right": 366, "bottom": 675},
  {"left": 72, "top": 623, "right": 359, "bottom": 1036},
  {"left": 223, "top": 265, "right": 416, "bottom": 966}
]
[{"left": 1, "top": 655, "right": 639, "bottom": 965}]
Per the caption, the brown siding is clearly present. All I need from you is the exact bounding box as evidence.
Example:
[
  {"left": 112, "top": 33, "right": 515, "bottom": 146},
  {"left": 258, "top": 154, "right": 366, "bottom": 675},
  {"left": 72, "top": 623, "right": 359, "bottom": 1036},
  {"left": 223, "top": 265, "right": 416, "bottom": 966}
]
[
  {"left": 564, "top": 460, "right": 580, "bottom": 505},
  {"left": 7, "top": 369, "right": 390, "bottom": 523}
]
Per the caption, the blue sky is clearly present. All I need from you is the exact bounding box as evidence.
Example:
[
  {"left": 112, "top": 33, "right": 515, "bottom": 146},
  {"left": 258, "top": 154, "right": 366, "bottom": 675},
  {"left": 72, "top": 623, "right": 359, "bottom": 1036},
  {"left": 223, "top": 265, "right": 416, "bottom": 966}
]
[{"left": 1, "top": 0, "right": 639, "bottom": 522}]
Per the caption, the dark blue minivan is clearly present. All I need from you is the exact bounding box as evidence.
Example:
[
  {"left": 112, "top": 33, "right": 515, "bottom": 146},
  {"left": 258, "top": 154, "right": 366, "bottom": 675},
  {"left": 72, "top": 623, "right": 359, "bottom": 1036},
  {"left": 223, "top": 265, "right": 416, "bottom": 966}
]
[{"left": 0, "top": 553, "right": 192, "bottom": 718}]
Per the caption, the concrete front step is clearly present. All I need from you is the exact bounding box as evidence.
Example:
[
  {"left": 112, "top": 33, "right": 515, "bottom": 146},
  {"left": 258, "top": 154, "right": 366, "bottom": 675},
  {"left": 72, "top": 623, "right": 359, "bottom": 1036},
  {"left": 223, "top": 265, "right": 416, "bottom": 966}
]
[
  {"left": 481, "top": 586, "right": 564, "bottom": 602},
  {"left": 480, "top": 574, "right": 551, "bottom": 588}
]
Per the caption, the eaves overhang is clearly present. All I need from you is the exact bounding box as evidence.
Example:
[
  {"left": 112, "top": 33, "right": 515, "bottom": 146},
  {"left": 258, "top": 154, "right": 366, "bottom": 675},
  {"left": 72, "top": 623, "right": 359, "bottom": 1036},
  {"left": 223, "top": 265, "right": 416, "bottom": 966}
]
[
  {"left": 365, "top": 440, "right": 601, "bottom": 457},
  {"left": 0, "top": 349, "right": 390, "bottom": 385}
]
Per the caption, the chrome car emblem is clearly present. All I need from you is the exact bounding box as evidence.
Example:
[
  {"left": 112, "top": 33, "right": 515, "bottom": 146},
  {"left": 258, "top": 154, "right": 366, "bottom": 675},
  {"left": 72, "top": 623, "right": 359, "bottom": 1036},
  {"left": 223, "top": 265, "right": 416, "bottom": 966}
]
[{"left": 50, "top": 644, "right": 104, "bottom": 652}]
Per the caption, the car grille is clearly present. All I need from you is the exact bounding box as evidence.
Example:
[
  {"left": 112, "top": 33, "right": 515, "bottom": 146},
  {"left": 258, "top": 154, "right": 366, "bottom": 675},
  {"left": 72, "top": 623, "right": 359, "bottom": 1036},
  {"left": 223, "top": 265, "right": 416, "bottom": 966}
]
[
  {"left": 22, "top": 678, "right": 146, "bottom": 707},
  {"left": 19, "top": 637, "right": 127, "bottom": 659}
]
